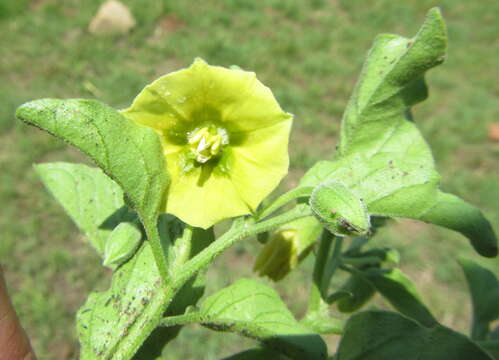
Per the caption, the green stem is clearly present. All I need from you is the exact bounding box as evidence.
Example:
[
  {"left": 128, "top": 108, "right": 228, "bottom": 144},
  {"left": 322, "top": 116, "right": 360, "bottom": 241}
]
[
  {"left": 174, "top": 204, "right": 312, "bottom": 289},
  {"left": 307, "top": 231, "right": 333, "bottom": 313},
  {"left": 321, "top": 236, "right": 343, "bottom": 295},
  {"left": 256, "top": 186, "right": 313, "bottom": 220},
  {"left": 144, "top": 218, "right": 171, "bottom": 284},
  {"left": 160, "top": 312, "right": 204, "bottom": 327},
  {"left": 170, "top": 225, "right": 194, "bottom": 271}
]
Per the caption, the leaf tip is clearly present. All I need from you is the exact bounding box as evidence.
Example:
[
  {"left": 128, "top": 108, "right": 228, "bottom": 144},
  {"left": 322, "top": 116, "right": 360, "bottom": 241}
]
[
  {"left": 479, "top": 241, "right": 498, "bottom": 258},
  {"left": 15, "top": 98, "right": 61, "bottom": 125},
  {"left": 15, "top": 101, "right": 34, "bottom": 122},
  {"left": 470, "top": 221, "right": 498, "bottom": 258},
  {"left": 32, "top": 162, "right": 46, "bottom": 178},
  {"left": 422, "top": 6, "right": 448, "bottom": 57},
  {"left": 427, "top": 6, "right": 443, "bottom": 19},
  {"left": 424, "top": 7, "right": 445, "bottom": 31}
]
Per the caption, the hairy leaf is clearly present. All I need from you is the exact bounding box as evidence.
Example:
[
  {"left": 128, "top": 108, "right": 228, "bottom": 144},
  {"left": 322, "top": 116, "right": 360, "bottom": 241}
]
[
  {"left": 336, "top": 310, "right": 493, "bottom": 360},
  {"left": 77, "top": 243, "right": 170, "bottom": 360},
  {"left": 338, "top": 8, "right": 446, "bottom": 157},
  {"left": 17, "top": 99, "right": 170, "bottom": 282},
  {"left": 17, "top": 99, "right": 168, "bottom": 224},
  {"left": 300, "top": 9, "right": 497, "bottom": 257},
  {"left": 199, "top": 278, "right": 327, "bottom": 360},
  {"left": 77, "top": 218, "right": 213, "bottom": 360},
  {"left": 35, "top": 162, "right": 132, "bottom": 256}
]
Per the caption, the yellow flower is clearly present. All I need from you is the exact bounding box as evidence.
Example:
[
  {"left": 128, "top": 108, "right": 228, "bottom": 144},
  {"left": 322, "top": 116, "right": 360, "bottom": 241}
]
[
  {"left": 123, "top": 59, "right": 292, "bottom": 229},
  {"left": 254, "top": 216, "right": 322, "bottom": 281}
]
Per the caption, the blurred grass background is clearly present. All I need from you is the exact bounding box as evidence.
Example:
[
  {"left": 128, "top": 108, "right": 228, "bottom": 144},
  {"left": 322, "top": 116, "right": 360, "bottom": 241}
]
[{"left": 0, "top": 0, "right": 498, "bottom": 359}]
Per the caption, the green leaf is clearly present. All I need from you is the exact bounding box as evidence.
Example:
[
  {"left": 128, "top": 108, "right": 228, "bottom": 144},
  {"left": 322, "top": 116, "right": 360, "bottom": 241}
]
[
  {"left": 336, "top": 310, "right": 493, "bottom": 360},
  {"left": 199, "top": 278, "right": 327, "bottom": 360},
  {"left": 477, "top": 341, "right": 499, "bottom": 360},
  {"left": 17, "top": 99, "right": 170, "bottom": 279},
  {"left": 364, "top": 268, "right": 437, "bottom": 327},
  {"left": 300, "top": 9, "right": 497, "bottom": 258},
  {"left": 338, "top": 8, "right": 446, "bottom": 157},
  {"left": 459, "top": 259, "right": 499, "bottom": 340},
  {"left": 77, "top": 243, "right": 171, "bottom": 360},
  {"left": 418, "top": 193, "right": 497, "bottom": 259},
  {"left": 103, "top": 221, "right": 143, "bottom": 269},
  {"left": 482, "top": 328, "right": 499, "bottom": 360},
  {"left": 301, "top": 311, "right": 344, "bottom": 335},
  {"left": 336, "top": 274, "right": 376, "bottom": 313},
  {"left": 77, "top": 218, "right": 213, "bottom": 360},
  {"left": 131, "top": 275, "right": 206, "bottom": 360},
  {"left": 35, "top": 162, "right": 131, "bottom": 256},
  {"left": 77, "top": 223, "right": 210, "bottom": 359}
]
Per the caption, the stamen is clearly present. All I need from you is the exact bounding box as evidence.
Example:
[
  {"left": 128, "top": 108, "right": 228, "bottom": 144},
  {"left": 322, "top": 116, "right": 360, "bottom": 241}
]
[
  {"left": 197, "top": 136, "right": 208, "bottom": 152},
  {"left": 189, "top": 127, "right": 208, "bottom": 144},
  {"left": 210, "top": 136, "right": 222, "bottom": 155},
  {"left": 188, "top": 126, "right": 228, "bottom": 164}
]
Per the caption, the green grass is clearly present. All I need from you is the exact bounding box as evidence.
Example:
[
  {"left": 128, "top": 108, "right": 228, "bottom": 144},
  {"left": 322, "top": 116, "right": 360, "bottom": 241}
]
[{"left": 1, "top": 0, "right": 498, "bottom": 359}]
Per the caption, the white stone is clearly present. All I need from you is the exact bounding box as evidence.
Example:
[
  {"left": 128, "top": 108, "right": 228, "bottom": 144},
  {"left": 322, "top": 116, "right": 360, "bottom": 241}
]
[{"left": 88, "top": 0, "right": 136, "bottom": 35}]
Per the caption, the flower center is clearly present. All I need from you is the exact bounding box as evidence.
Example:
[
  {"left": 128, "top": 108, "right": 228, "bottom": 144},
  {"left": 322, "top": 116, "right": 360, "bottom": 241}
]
[{"left": 188, "top": 126, "right": 229, "bottom": 164}]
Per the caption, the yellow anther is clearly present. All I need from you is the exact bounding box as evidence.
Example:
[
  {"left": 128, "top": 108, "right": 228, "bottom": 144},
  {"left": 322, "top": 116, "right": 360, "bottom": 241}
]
[
  {"left": 197, "top": 136, "right": 208, "bottom": 152},
  {"left": 189, "top": 127, "right": 227, "bottom": 164},
  {"left": 189, "top": 127, "right": 208, "bottom": 144},
  {"left": 210, "top": 135, "right": 222, "bottom": 155}
]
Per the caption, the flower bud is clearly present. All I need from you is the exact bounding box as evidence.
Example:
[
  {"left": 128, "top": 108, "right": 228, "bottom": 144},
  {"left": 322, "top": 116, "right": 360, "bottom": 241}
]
[
  {"left": 310, "top": 181, "right": 370, "bottom": 236},
  {"left": 254, "top": 216, "right": 322, "bottom": 281},
  {"left": 103, "top": 221, "right": 142, "bottom": 270}
]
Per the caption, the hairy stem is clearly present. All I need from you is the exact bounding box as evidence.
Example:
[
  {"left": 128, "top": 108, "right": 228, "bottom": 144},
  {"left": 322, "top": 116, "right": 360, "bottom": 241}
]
[
  {"left": 160, "top": 312, "right": 204, "bottom": 328},
  {"left": 321, "top": 236, "right": 343, "bottom": 295},
  {"left": 307, "top": 231, "right": 333, "bottom": 314},
  {"left": 173, "top": 204, "right": 312, "bottom": 289},
  {"left": 144, "top": 218, "right": 171, "bottom": 284},
  {"left": 170, "top": 225, "right": 194, "bottom": 272},
  {"left": 256, "top": 186, "right": 313, "bottom": 220}
]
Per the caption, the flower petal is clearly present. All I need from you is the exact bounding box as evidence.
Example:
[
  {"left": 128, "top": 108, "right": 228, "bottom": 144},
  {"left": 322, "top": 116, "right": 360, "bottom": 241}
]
[
  {"left": 229, "top": 120, "right": 292, "bottom": 211},
  {"left": 199, "top": 64, "right": 292, "bottom": 132},
  {"left": 124, "top": 59, "right": 291, "bottom": 135},
  {"left": 165, "top": 153, "right": 251, "bottom": 229}
]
